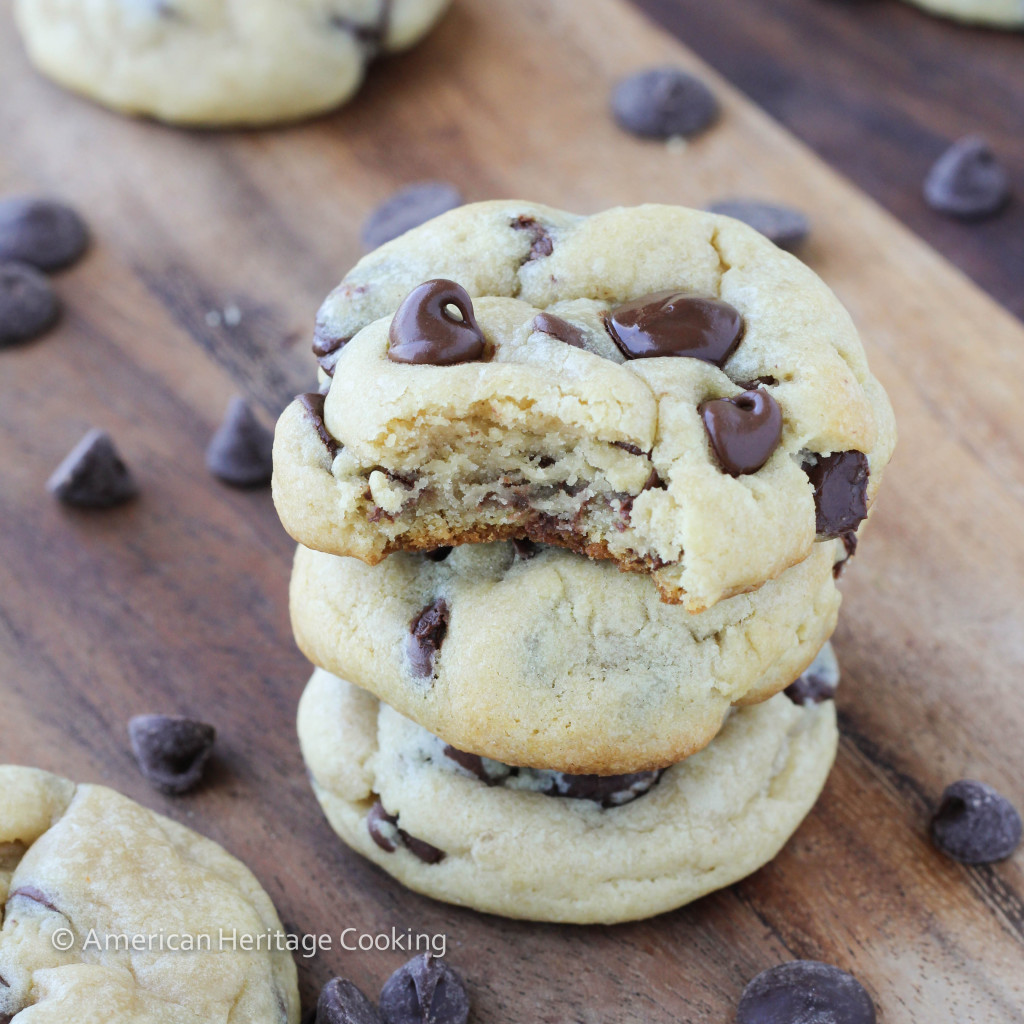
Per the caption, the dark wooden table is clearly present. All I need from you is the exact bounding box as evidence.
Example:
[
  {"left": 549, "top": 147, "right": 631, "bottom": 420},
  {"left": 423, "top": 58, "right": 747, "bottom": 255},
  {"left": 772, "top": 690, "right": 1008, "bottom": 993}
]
[{"left": 633, "top": 0, "right": 1024, "bottom": 319}]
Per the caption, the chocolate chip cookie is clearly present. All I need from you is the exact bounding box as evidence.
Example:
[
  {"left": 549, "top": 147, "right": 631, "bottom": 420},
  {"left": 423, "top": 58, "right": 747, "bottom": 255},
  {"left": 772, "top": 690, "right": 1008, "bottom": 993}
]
[
  {"left": 297, "top": 669, "right": 839, "bottom": 924},
  {"left": 0, "top": 765, "right": 300, "bottom": 1023},
  {"left": 900, "top": 0, "right": 1024, "bottom": 25},
  {"left": 290, "top": 539, "right": 842, "bottom": 774},
  {"left": 13, "top": 0, "right": 452, "bottom": 126},
  {"left": 273, "top": 202, "right": 896, "bottom": 612}
]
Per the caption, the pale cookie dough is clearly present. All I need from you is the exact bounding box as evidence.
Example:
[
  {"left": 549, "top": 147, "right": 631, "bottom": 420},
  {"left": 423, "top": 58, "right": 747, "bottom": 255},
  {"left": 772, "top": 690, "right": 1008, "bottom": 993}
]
[
  {"left": 290, "top": 539, "right": 843, "bottom": 774},
  {"left": 901, "top": 0, "right": 1023, "bottom": 25},
  {"left": 13, "top": 0, "right": 451, "bottom": 126},
  {"left": 273, "top": 201, "right": 896, "bottom": 612},
  {"left": 0, "top": 766, "right": 299, "bottom": 1024},
  {"left": 297, "top": 670, "right": 840, "bottom": 924}
]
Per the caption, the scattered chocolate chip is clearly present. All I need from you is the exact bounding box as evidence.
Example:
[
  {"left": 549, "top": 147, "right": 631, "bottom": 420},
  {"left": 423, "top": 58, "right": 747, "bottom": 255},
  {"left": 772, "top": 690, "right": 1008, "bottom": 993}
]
[
  {"left": 47, "top": 428, "right": 139, "bottom": 508},
  {"left": 367, "top": 801, "right": 400, "bottom": 853},
  {"left": 9, "top": 886, "right": 60, "bottom": 913},
  {"left": 407, "top": 598, "right": 449, "bottom": 678},
  {"left": 924, "top": 136, "right": 1010, "bottom": 220},
  {"left": 0, "top": 197, "right": 89, "bottom": 271},
  {"left": 0, "top": 261, "right": 60, "bottom": 347},
  {"left": 707, "top": 199, "right": 810, "bottom": 251},
  {"left": 611, "top": 67, "right": 718, "bottom": 139},
  {"left": 297, "top": 392, "right": 340, "bottom": 458},
  {"left": 317, "top": 979, "right": 384, "bottom": 1024},
  {"left": 804, "top": 451, "right": 869, "bottom": 537},
  {"left": 700, "top": 389, "right": 782, "bottom": 476},
  {"left": 379, "top": 955, "right": 469, "bottom": 1024},
  {"left": 737, "top": 961, "right": 876, "bottom": 1024},
  {"left": 128, "top": 714, "right": 216, "bottom": 795},
  {"left": 511, "top": 216, "right": 554, "bottom": 260},
  {"left": 388, "top": 280, "right": 485, "bottom": 366},
  {"left": 931, "top": 780, "right": 1022, "bottom": 865},
  {"left": 545, "top": 770, "right": 663, "bottom": 807},
  {"left": 205, "top": 396, "right": 273, "bottom": 487},
  {"left": 361, "top": 182, "right": 463, "bottom": 250},
  {"left": 605, "top": 292, "right": 743, "bottom": 365},
  {"left": 512, "top": 538, "right": 538, "bottom": 559},
  {"left": 785, "top": 642, "right": 839, "bottom": 706},
  {"left": 531, "top": 312, "right": 586, "bottom": 348},
  {"left": 424, "top": 546, "right": 453, "bottom": 562}
]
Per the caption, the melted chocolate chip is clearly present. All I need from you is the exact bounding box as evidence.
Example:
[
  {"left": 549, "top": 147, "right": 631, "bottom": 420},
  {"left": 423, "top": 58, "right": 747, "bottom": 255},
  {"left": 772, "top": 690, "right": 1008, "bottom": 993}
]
[
  {"left": 543, "top": 770, "right": 663, "bottom": 807},
  {"left": 511, "top": 216, "right": 553, "bottom": 261},
  {"left": 785, "top": 643, "right": 839, "bottom": 706},
  {"left": 397, "top": 830, "right": 446, "bottom": 865},
  {"left": 0, "top": 197, "right": 89, "bottom": 271},
  {"left": 388, "top": 280, "right": 485, "bottom": 365},
  {"left": 205, "top": 396, "right": 273, "bottom": 487},
  {"left": 442, "top": 745, "right": 495, "bottom": 783},
  {"left": 9, "top": 886, "right": 60, "bottom": 913},
  {"left": 931, "top": 780, "right": 1022, "bottom": 865},
  {"left": 367, "top": 801, "right": 399, "bottom": 852},
  {"left": 128, "top": 715, "right": 216, "bottom": 795},
  {"left": 0, "top": 261, "right": 60, "bottom": 347},
  {"left": 737, "top": 961, "right": 876, "bottom": 1024},
  {"left": 424, "top": 546, "right": 453, "bottom": 562},
  {"left": 407, "top": 598, "right": 449, "bottom": 677},
  {"left": 700, "top": 389, "right": 782, "bottom": 476},
  {"left": 361, "top": 182, "right": 463, "bottom": 250},
  {"left": 804, "top": 451, "right": 869, "bottom": 537},
  {"left": 313, "top": 329, "right": 349, "bottom": 359},
  {"left": 317, "top": 978, "right": 384, "bottom": 1024},
  {"left": 379, "top": 955, "right": 469, "bottom": 1024},
  {"left": 297, "top": 392, "right": 340, "bottom": 457},
  {"left": 47, "top": 429, "right": 138, "bottom": 508},
  {"left": 531, "top": 312, "right": 586, "bottom": 348},
  {"left": 605, "top": 292, "right": 743, "bottom": 365}
]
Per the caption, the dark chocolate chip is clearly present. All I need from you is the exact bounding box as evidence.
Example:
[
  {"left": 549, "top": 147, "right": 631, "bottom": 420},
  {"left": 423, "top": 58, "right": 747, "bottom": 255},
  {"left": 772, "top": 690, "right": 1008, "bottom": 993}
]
[
  {"left": 931, "top": 780, "right": 1022, "bottom": 865},
  {"left": 512, "top": 538, "right": 538, "bottom": 559},
  {"left": 707, "top": 199, "right": 810, "bottom": 251},
  {"left": 379, "top": 955, "right": 469, "bottom": 1024},
  {"left": 612, "top": 441, "right": 646, "bottom": 457},
  {"left": 128, "top": 714, "right": 216, "bottom": 795},
  {"left": 700, "top": 389, "right": 782, "bottom": 476},
  {"left": 388, "top": 280, "right": 485, "bottom": 366},
  {"left": 543, "top": 770, "right": 663, "bottom": 807},
  {"left": 205, "top": 396, "right": 273, "bottom": 487},
  {"left": 317, "top": 978, "right": 384, "bottom": 1024},
  {"left": 424, "top": 546, "right": 453, "bottom": 562},
  {"left": 0, "top": 198, "right": 89, "bottom": 271},
  {"left": 785, "top": 644, "right": 839, "bottom": 706},
  {"left": 367, "top": 801, "right": 400, "bottom": 853},
  {"left": 737, "top": 961, "right": 876, "bottom": 1024},
  {"left": 605, "top": 291, "right": 743, "bottom": 366},
  {"left": 47, "top": 429, "right": 138, "bottom": 508},
  {"left": 924, "top": 136, "right": 1010, "bottom": 221},
  {"left": 407, "top": 598, "right": 449, "bottom": 678},
  {"left": 0, "top": 261, "right": 60, "bottom": 347},
  {"left": 833, "top": 531, "right": 858, "bottom": 578},
  {"left": 397, "top": 830, "right": 446, "bottom": 865},
  {"left": 442, "top": 745, "right": 494, "bottom": 784},
  {"left": 611, "top": 67, "right": 718, "bottom": 139},
  {"left": 361, "top": 183, "right": 463, "bottom": 250},
  {"left": 297, "top": 392, "right": 340, "bottom": 457},
  {"left": 531, "top": 312, "right": 586, "bottom": 348},
  {"left": 9, "top": 886, "right": 61, "bottom": 914},
  {"left": 511, "top": 216, "right": 553, "bottom": 261},
  {"left": 804, "top": 451, "right": 869, "bottom": 537}
]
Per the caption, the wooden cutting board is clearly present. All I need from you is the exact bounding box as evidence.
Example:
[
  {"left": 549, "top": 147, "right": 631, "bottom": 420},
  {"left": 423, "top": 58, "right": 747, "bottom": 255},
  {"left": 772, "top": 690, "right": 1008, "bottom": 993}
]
[{"left": 2, "top": 0, "right": 1023, "bottom": 1019}]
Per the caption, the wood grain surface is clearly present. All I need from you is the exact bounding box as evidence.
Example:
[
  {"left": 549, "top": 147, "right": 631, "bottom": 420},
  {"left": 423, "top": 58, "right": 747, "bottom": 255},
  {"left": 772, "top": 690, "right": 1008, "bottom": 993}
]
[{"left": 2, "top": 0, "right": 1023, "bottom": 1020}]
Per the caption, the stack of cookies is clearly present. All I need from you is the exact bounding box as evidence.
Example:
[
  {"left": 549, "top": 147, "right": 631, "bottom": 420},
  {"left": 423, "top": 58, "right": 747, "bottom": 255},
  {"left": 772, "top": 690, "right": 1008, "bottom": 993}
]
[{"left": 273, "top": 201, "right": 896, "bottom": 924}]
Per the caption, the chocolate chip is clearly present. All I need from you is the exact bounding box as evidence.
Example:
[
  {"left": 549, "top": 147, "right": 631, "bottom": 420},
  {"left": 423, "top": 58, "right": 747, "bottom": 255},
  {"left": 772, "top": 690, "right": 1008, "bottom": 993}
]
[
  {"left": 0, "top": 198, "right": 89, "bottom": 271},
  {"left": 512, "top": 538, "right": 538, "bottom": 559},
  {"left": 804, "top": 451, "right": 869, "bottom": 537},
  {"left": 388, "top": 280, "right": 485, "bottom": 366},
  {"left": 785, "top": 642, "right": 839, "bottom": 706},
  {"left": 531, "top": 312, "right": 586, "bottom": 348},
  {"left": 9, "top": 886, "right": 60, "bottom": 913},
  {"left": 367, "top": 801, "right": 400, "bottom": 852},
  {"left": 737, "top": 961, "right": 876, "bottom": 1024},
  {"left": 397, "top": 830, "right": 446, "bottom": 865},
  {"left": 47, "top": 428, "right": 139, "bottom": 508},
  {"left": 407, "top": 598, "right": 449, "bottom": 678},
  {"left": 611, "top": 67, "right": 718, "bottom": 139},
  {"left": 0, "top": 261, "right": 60, "bottom": 347},
  {"left": 707, "top": 199, "right": 810, "bottom": 251},
  {"left": 544, "top": 770, "right": 663, "bottom": 807},
  {"left": 424, "top": 546, "right": 453, "bottom": 562},
  {"left": 128, "top": 714, "right": 216, "bottom": 795},
  {"left": 361, "top": 183, "right": 463, "bottom": 250},
  {"left": 605, "top": 292, "right": 743, "bottom": 365},
  {"left": 700, "top": 389, "right": 782, "bottom": 476},
  {"left": 317, "top": 979, "right": 384, "bottom": 1024},
  {"left": 931, "top": 780, "right": 1022, "bottom": 865},
  {"left": 205, "top": 396, "right": 273, "bottom": 487},
  {"left": 924, "top": 136, "right": 1010, "bottom": 220},
  {"left": 379, "top": 955, "right": 469, "bottom": 1024},
  {"left": 833, "top": 531, "right": 858, "bottom": 578},
  {"left": 443, "top": 745, "right": 497, "bottom": 784},
  {"left": 511, "top": 216, "right": 553, "bottom": 261},
  {"left": 612, "top": 441, "right": 646, "bottom": 457},
  {"left": 297, "top": 392, "right": 340, "bottom": 458}
]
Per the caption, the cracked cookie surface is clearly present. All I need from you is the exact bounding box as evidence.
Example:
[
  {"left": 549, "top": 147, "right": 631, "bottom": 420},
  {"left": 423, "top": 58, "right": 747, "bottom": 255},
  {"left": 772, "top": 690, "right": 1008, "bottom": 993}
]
[
  {"left": 13, "top": 0, "right": 451, "bottom": 125},
  {"left": 0, "top": 766, "right": 299, "bottom": 1024},
  {"left": 273, "top": 201, "right": 896, "bottom": 612},
  {"left": 289, "top": 538, "right": 842, "bottom": 774},
  {"left": 297, "top": 669, "right": 839, "bottom": 924}
]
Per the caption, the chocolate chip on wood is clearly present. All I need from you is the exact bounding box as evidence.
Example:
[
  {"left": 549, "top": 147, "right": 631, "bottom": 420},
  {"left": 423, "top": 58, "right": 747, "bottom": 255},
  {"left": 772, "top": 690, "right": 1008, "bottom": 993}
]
[
  {"left": 379, "top": 955, "right": 469, "bottom": 1024},
  {"left": 0, "top": 261, "right": 60, "bottom": 347},
  {"left": 737, "top": 960, "right": 876, "bottom": 1024},
  {"left": 206, "top": 396, "right": 274, "bottom": 487},
  {"left": 924, "top": 137, "right": 1010, "bottom": 220},
  {"left": 931, "top": 779, "right": 1022, "bottom": 864},
  {"left": 362, "top": 182, "right": 463, "bottom": 250},
  {"left": 611, "top": 67, "right": 718, "bottom": 139},
  {"left": 706, "top": 199, "right": 810, "bottom": 251},
  {"left": 0, "top": 197, "right": 89, "bottom": 271},
  {"left": 128, "top": 714, "right": 216, "bottom": 795},
  {"left": 47, "top": 429, "right": 138, "bottom": 508}
]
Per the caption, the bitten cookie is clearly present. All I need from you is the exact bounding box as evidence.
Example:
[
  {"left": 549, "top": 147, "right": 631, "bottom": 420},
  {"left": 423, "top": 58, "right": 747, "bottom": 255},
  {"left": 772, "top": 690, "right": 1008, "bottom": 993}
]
[
  {"left": 290, "top": 539, "right": 842, "bottom": 774},
  {"left": 0, "top": 766, "right": 300, "bottom": 1023},
  {"left": 13, "top": 0, "right": 451, "bottom": 126},
  {"left": 297, "top": 669, "right": 839, "bottom": 924},
  {"left": 901, "top": 0, "right": 1023, "bottom": 25},
  {"left": 273, "top": 202, "right": 895, "bottom": 611}
]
